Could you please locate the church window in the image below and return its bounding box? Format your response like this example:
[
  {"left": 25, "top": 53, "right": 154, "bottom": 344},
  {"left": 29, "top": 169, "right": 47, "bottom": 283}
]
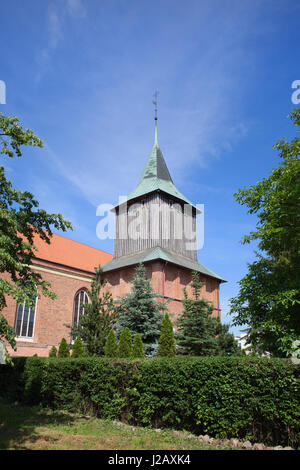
[
  {"left": 73, "top": 289, "right": 89, "bottom": 327},
  {"left": 15, "top": 297, "right": 37, "bottom": 338}
]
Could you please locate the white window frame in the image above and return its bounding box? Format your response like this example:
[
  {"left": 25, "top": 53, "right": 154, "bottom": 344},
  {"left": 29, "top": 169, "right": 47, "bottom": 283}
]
[
  {"left": 15, "top": 297, "right": 38, "bottom": 341},
  {"left": 73, "top": 290, "right": 89, "bottom": 327}
]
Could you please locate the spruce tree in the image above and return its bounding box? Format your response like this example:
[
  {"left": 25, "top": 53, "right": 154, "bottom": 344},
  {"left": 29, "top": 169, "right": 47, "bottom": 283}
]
[
  {"left": 70, "top": 266, "right": 120, "bottom": 356},
  {"left": 48, "top": 345, "right": 57, "bottom": 358},
  {"left": 117, "top": 263, "right": 163, "bottom": 356},
  {"left": 58, "top": 338, "right": 70, "bottom": 358},
  {"left": 105, "top": 329, "right": 118, "bottom": 358},
  {"left": 157, "top": 313, "right": 176, "bottom": 357},
  {"left": 132, "top": 333, "right": 145, "bottom": 359},
  {"left": 176, "top": 271, "right": 218, "bottom": 356},
  {"left": 117, "top": 328, "right": 132, "bottom": 358},
  {"left": 72, "top": 335, "right": 86, "bottom": 358}
]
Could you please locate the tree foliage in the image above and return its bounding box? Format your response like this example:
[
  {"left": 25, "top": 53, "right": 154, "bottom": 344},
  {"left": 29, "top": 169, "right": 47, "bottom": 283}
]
[
  {"left": 230, "top": 108, "right": 300, "bottom": 357},
  {"left": 117, "top": 328, "right": 132, "bottom": 358},
  {"left": 132, "top": 333, "right": 145, "bottom": 359},
  {"left": 58, "top": 338, "right": 70, "bottom": 358},
  {"left": 0, "top": 314, "right": 16, "bottom": 351},
  {"left": 48, "top": 346, "right": 57, "bottom": 358},
  {"left": 117, "top": 264, "right": 163, "bottom": 356},
  {"left": 70, "top": 266, "right": 120, "bottom": 356},
  {"left": 0, "top": 113, "right": 72, "bottom": 354},
  {"left": 7, "top": 356, "right": 299, "bottom": 448},
  {"left": 176, "top": 271, "right": 218, "bottom": 356},
  {"left": 104, "top": 329, "right": 118, "bottom": 358},
  {"left": 215, "top": 320, "right": 242, "bottom": 357},
  {"left": 72, "top": 335, "right": 86, "bottom": 358},
  {"left": 157, "top": 313, "right": 176, "bottom": 357}
]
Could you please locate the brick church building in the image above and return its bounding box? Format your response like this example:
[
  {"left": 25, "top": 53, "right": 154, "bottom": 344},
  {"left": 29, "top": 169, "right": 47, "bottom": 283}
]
[{"left": 2, "top": 122, "right": 225, "bottom": 357}]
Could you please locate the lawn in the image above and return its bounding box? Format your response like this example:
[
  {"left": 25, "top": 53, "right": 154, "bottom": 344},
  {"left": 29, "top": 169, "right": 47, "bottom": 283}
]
[{"left": 0, "top": 400, "right": 236, "bottom": 451}]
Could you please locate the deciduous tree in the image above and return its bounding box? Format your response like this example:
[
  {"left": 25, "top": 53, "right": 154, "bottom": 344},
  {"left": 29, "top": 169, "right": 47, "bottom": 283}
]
[
  {"left": 0, "top": 113, "right": 72, "bottom": 355},
  {"left": 230, "top": 108, "right": 300, "bottom": 356}
]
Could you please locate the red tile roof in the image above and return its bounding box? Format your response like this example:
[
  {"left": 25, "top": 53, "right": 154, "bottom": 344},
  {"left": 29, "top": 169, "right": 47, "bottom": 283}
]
[{"left": 32, "top": 232, "right": 113, "bottom": 273}]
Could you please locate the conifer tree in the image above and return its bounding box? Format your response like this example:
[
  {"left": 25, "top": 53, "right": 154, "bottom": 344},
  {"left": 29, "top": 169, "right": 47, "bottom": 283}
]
[
  {"left": 117, "top": 263, "right": 163, "bottom": 356},
  {"left": 48, "top": 345, "right": 57, "bottom": 358},
  {"left": 58, "top": 338, "right": 70, "bottom": 358},
  {"left": 157, "top": 313, "right": 176, "bottom": 357},
  {"left": 176, "top": 271, "right": 218, "bottom": 356},
  {"left": 70, "top": 266, "right": 120, "bottom": 356},
  {"left": 72, "top": 335, "right": 86, "bottom": 358},
  {"left": 214, "top": 320, "right": 242, "bottom": 356},
  {"left": 105, "top": 329, "right": 118, "bottom": 358},
  {"left": 117, "top": 327, "right": 132, "bottom": 358},
  {"left": 132, "top": 333, "right": 145, "bottom": 359}
]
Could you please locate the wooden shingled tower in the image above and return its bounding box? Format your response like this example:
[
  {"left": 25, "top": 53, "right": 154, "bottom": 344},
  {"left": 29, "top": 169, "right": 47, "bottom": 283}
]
[{"left": 102, "top": 101, "right": 225, "bottom": 321}]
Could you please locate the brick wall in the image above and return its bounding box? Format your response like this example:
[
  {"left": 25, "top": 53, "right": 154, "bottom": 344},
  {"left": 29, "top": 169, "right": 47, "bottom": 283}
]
[
  {"left": 1, "top": 258, "right": 221, "bottom": 357},
  {"left": 104, "top": 261, "right": 221, "bottom": 327},
  {"left": 2, "top": 259, "right": 93, "bottom": 357}
]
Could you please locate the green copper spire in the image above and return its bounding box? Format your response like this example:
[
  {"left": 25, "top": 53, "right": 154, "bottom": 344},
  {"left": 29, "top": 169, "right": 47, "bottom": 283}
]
[
  {"left": 118, "top": 140, "right": 198, "bottom": 210},
  {"left": 113, "top": 97, "right": 198, "bottom": 211}
]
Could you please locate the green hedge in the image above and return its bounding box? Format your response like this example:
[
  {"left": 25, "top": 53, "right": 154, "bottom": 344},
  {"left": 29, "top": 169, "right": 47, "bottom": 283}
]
[{"left": 0, "top": 356, "right": 299, "bottom": 447}]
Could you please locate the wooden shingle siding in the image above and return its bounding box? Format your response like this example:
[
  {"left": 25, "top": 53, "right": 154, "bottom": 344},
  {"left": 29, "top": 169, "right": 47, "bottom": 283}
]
[{"left": 114, "top": 193, "right": 197, "bottom": 260}]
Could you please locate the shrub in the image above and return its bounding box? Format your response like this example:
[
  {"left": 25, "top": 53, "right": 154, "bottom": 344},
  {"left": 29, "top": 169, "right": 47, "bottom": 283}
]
[
  {"left": 117, "top": 328, "right": 132, "bottom": 358},
  {"left": 0, "top": 356, "right": 299, "bottom": 447},
  {"left": 58, "top": 338, "right": 70, "bottom": 358},
  {"left": 132, "top": 334, "right": 145, "bottom": 359},
  {"left": 72, "top": 336, "right": 86, "bottom": 358},
  {"left": 48, "top": 346, "right": 57, "bottom": 358},
  {"left": 157, "top": 313, "right": 176, "bottom": 357},
  {"left": 105, "top": 330, "right": 118, "bottom": 358}
]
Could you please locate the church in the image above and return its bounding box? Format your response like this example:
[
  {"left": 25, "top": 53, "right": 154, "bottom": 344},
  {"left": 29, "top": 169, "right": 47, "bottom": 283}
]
[{"left": 2, "top": 117, "right": 225, "bottom": 357}]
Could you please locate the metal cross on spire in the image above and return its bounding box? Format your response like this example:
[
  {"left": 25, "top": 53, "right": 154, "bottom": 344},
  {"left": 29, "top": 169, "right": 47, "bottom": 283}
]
[{"left": 152, "top": 90, "right": 159, "bottom": 144}]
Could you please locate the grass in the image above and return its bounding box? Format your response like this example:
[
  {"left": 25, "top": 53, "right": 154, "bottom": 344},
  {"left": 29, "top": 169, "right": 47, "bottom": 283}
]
[{"left": 0, "top": 400, "right": 237, "bottom": 451}]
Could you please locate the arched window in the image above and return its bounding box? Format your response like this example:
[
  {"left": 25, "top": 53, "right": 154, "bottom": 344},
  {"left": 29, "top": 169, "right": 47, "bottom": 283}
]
[
  {"left": 73, "top": 290, "right": 89, "bottom": 327},
  {"left": 15, "top": 297, "right": 37, "bottom": 338}
]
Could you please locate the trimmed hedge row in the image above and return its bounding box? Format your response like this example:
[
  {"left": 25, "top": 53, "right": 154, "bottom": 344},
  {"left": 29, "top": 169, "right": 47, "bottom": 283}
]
[{"left": 0, "top": 356, "right": 299, "bottom": 447}]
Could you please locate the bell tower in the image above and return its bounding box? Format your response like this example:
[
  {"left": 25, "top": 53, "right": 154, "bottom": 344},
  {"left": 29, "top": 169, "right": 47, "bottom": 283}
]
[
  {"left": 113, "top": 94, "right": 199, "bottom": 261},
  {"left": 102, "top": 99, "right": 225, "bottom": 321}
]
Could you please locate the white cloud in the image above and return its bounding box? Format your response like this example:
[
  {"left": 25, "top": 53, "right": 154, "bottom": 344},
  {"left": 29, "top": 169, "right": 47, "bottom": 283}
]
[
  {"left": 35, "top": 0, "right": 86, "bottom": 81},
  {"left": 48, "top": 6, "right": 61, "bottom": 49},
  {"left": 34, "top": 2, "right": 266, "bottom": 213},
  {"left": 66, "top": 0, "right": 86, "bottom": 18}
]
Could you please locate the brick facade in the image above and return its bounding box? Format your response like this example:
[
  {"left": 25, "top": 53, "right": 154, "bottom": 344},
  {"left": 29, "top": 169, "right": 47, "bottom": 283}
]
[
  {"left": 3, "top": 258, "right": 93, "bottom": 357},
  {"left": 0, "top": 132, "right": 225, "bottom": 357},
  {"left": 104, "top": 260, "right": 221, "bottom": 328},
  {"left": 1, "top": 252, "right": 221, "bottom": 357}
]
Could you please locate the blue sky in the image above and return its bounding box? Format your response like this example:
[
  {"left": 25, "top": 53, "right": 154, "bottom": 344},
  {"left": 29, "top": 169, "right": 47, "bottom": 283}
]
[{"left": 1, "top": 0, "right": 300, "bottom": 334}]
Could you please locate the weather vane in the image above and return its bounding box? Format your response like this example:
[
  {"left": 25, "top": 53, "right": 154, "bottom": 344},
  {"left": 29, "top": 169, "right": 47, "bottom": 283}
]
[{"left": 152, "top": 90, "right": 159, "bottom": 122}]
